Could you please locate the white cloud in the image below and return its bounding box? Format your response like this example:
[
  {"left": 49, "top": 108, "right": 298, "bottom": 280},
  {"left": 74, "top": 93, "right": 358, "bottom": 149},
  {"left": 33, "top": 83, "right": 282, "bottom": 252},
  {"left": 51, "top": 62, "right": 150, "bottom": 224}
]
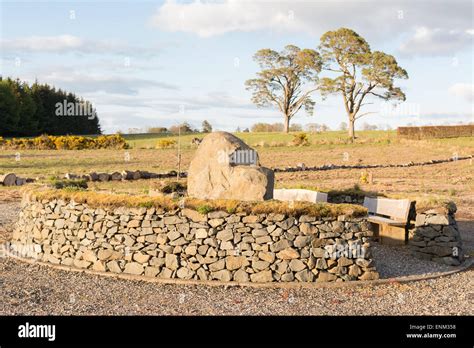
[
  {"left": 400, "top": 27, "right": 474, "bottom": 57},
  {"left": 1, "top": 35, "right": 84, "bottom": 51},
  {"left": 150, "top": 0, "right": 304, "bottom": 38},
  {"left": 150, "top": 0, "right": 473, "bottom": 43},
  {"left": 39, "top": 71, "right": 177, "bottom": 95},
  {"left": 449, "top": 83, "right": 474, "bottom": 103},
  {"left": 0, "top": 35, "right": 160, "bottom": 56}
]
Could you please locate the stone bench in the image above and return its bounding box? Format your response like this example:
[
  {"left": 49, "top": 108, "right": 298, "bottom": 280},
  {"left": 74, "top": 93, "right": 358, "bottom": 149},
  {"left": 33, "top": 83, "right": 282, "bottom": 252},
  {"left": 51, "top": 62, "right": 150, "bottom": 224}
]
[
  {"left": 273, "top": 189, "right": 328, "bottom": 203},
  {"left": 363, "top": 197, "right": 413, "bottom": 245}
]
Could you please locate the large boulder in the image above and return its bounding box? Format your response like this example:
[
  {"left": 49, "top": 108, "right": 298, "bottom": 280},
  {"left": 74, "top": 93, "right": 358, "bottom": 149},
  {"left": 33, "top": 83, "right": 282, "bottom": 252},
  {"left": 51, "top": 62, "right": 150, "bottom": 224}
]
[{"left": 187, "top": 132, "right": 274, "bottom": 201}]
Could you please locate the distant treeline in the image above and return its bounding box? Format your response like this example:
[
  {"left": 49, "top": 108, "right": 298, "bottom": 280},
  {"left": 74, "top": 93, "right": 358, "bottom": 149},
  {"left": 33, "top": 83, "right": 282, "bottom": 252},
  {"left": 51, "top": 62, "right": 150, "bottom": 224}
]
[
  {"left": 0, "top": 77, "right": 101, "bottom": 137},
  {"left": 397, "top": 125, "right": 474, "bottom": 139},
  {"left": 145, "top": 120, "right": 213, "bottom": 134}
]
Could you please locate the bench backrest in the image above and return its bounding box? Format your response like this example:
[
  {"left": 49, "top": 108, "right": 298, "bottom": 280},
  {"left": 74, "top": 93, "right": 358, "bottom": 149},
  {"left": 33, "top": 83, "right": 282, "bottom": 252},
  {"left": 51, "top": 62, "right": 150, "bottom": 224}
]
[
  {"left": 363, "top": 197, "right": 411, "bottom": 221},
  {"left": 273, "top": 189, "right": 328, "bottom": 203}
]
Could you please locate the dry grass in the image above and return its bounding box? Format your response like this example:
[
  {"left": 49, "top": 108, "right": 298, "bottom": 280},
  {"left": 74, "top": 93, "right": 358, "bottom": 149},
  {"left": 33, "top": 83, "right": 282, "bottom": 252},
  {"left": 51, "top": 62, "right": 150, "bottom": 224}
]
[
  {"left": 2, "top": 131, "right": 472, "bottom": 219},
  {"left": 26, "top": 187, "right": 367, "bottom": 218},
  {"left": 1, "top": 132, "right": 472, "bottom": 178},
  {"left": 415, "top": 198, "right": 458, "bottom": 214}
]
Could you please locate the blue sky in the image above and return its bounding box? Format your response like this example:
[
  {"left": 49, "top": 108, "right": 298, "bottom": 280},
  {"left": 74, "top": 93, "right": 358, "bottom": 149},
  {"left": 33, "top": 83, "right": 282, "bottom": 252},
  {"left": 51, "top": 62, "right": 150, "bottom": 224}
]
[{"left": 1, "top": 0, "right": 472, "bottom": 133}]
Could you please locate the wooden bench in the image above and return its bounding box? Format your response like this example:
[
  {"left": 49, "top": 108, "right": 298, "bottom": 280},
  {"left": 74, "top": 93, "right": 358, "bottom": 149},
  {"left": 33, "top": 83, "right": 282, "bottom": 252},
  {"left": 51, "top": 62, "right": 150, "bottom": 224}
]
[
  {"left": 363, "top": 197, "right": 413, "bottom": 245},
  {"left": 273, "top": 189, "right": 328, "bottom": 203}
]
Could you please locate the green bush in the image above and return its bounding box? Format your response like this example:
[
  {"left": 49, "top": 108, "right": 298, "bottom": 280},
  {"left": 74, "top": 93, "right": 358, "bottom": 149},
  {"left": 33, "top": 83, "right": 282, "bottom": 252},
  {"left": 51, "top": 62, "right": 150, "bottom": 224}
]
[
  {"left": 160, "top": 182, "right": 186, "bottom": 194},
  {"left": 49, "top": 178, "right": 88, "bottom": 190}
]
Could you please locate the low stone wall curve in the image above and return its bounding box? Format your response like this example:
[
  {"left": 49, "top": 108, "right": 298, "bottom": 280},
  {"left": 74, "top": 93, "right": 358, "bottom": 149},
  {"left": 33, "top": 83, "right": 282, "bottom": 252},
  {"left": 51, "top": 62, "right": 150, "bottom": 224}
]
[{"left": 11, "top": 194, "right": 379, "bottom": 283}]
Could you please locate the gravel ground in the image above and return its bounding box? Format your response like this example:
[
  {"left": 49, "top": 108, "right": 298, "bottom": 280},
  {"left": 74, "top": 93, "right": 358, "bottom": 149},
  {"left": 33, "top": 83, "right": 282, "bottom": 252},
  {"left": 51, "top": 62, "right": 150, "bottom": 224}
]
[
  {"left": 371, "top": 244, "right": 455, "bottom": 278},
  {"left": 0, "top": 201, "right": 20, "bottom": 244},
  {"left": 0, "top": 197, "right": 472, "bottom": 315},
  {"left": 0, "top": 257, "right": 472, "bottom": 315}
]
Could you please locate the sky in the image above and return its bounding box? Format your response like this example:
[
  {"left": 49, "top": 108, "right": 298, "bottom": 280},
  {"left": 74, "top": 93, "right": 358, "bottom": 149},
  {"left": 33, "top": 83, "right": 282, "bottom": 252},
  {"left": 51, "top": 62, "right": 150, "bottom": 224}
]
[{"left": 0, "top": 0, "right": 473, "bottom": 133}]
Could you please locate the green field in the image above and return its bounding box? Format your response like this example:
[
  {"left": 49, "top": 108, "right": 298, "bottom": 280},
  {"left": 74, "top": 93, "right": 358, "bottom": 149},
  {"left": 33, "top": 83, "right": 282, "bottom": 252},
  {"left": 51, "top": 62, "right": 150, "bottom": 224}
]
[{"left": 124, "top": 130, "right": 396, "bottom": 149}]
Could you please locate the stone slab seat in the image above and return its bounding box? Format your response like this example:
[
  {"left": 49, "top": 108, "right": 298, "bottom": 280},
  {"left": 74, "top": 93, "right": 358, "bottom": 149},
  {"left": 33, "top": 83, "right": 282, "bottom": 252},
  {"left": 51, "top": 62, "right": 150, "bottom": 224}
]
[
  {"left": 273, "top": 189, "right": 328, "bottom": 203},
  {"left": 366, "top": 215, "right": 406, "bottom": 227},
  {"left": 363, "top": 197, "right": 413, "bottom": 245}
]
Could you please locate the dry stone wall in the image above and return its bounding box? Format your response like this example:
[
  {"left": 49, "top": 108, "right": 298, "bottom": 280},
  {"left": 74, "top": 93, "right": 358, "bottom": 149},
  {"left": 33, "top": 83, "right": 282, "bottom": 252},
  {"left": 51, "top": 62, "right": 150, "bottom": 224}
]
[
  {"left": 11, "top": 194, "right": 379, "bottom": 283},
  {"left": 409, "top": 208, "right": 464, "bottom": 266}
]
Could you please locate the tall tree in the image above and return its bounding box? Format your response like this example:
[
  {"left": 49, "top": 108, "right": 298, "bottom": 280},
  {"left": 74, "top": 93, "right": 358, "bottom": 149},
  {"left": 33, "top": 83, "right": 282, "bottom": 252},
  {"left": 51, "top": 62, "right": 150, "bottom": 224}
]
[
  {"left": 319, "top": 28, "right": 408, "bottom": 141},
  {"left": 0, "top": 80, "right": 19, "bottom": 136},
  {"left": 201, "top": 120, "right": 212, "bottom": 133},
  {"left": 245, "top": 45, "right": 322, "bottom": 133},
  {"left": 4, "top": 79, "right": 38, "bottom": 136}
]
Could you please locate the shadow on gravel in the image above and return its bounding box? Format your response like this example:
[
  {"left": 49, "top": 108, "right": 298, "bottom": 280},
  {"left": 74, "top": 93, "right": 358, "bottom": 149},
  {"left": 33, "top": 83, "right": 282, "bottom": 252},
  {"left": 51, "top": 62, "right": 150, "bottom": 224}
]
[
  {"left": 457, "top": 220, "right": 474, "bottom": 256},
  {"left": 371, "top": 242, "right": 456, "bottom": 279}
]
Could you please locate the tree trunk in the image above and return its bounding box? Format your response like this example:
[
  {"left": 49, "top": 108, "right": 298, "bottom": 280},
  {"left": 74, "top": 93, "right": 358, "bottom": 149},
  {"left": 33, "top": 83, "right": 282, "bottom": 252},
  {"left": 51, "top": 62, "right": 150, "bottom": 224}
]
[
  {"left": 348, "top": 117, "right": 355, "bottom": 142},
  {"left": 284, "top": 115, "right": 290, "bottom": 133}
]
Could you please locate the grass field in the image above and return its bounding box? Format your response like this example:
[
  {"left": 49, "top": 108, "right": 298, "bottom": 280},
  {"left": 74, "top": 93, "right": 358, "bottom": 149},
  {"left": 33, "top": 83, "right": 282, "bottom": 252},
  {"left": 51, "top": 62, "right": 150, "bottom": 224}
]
[{"left": 1, "top": 130, "right": 473, "bottom": 218}]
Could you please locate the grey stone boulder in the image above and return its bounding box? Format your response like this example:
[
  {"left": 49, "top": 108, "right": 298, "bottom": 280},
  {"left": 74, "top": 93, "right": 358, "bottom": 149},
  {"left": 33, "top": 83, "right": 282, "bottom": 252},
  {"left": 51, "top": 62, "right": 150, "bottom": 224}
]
[{"left": 187, "top": 132, "right": 274, "bottom": 201}]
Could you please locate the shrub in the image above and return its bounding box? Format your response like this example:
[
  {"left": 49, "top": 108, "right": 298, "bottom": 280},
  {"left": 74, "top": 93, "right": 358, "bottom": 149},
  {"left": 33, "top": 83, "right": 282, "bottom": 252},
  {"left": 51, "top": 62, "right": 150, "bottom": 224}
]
[
  {"left": 290, "top": 132, "right": 309, "bottom": 146},
  {"left": 49, "top": 178, "right": 88, "bottom": 190},
  {"left": 1, "top": 134, "right": 128, "bottom": 150},
  {"left": 156, "top": 139, "right": 177, "bottom": 149},
  {"left": 359, "top": 171, "right": 369, "bottom": 184},
  {"left": 96, "top": 134, "right": 128, "bottom": 149},
  {"left": 33, "top": 135, "right": 56, "bottom": 149},
  {"left": 160, "top": 181, "right": 186, "bottom": 194}
]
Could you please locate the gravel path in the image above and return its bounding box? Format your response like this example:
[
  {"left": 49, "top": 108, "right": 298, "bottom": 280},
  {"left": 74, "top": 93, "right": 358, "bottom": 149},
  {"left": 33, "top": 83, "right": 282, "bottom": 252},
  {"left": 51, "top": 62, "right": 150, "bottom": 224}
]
[
  {"left": 0, "top": 197, "right": 472, "bottom": 315},
  {"left": 0, "top": 257, "right": 472, "bottom": 315},
  {"left": 0, "top": 201, "right": 20, "bottom": 244}
]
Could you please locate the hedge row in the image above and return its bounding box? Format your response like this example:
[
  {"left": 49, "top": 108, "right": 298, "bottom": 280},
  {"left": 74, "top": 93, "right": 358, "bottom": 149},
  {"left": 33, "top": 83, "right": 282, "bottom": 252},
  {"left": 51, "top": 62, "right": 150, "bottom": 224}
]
[
  {"left": 0, "top": 134, "right": 128, "bottom": 150},
  {"left": 397, "top": 125, "right": 474, "bottom": 139}
]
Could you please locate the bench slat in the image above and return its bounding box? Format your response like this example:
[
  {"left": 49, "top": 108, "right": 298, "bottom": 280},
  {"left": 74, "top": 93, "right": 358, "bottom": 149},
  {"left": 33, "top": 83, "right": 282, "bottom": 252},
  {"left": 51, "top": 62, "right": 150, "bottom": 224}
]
[{"left": 367, "top": 215, "right": 406, "bottom": 227}]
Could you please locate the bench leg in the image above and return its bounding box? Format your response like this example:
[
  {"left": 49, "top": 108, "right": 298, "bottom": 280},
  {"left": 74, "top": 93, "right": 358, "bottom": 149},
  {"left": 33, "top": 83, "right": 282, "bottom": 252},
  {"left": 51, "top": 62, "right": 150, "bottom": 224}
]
[{"left": 379, "top": 224, "right": 407, "bottom": 245}]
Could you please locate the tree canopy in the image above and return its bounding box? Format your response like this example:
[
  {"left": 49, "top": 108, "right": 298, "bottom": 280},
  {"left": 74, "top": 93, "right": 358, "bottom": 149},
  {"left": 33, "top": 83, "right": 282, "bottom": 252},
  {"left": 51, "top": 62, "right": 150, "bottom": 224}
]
[
  {"left": 245, "top": 45, "right": 322, "bottom": 133},
  {"left": 0, "top": 77, "right": 102, "bottom": 137},
  {"left": 318, "top": 28, "right": 408, "bottom": 140}
]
